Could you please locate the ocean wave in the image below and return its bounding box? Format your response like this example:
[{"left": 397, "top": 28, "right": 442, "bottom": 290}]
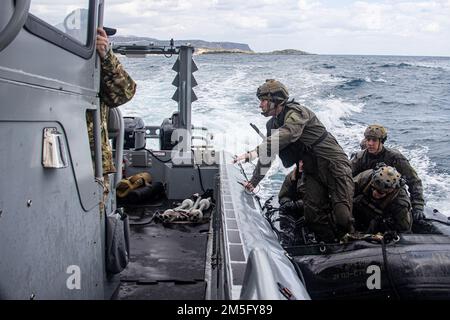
[
  {"left": 397, "top": 145, "right": 450, "bottom": 215},
  {"left": 337, "top": 78, "right": 369, "bottom": 89},
  {"left": 380, "top": 101, "right": 417, "bottom": 107},
  {"left": 359, "top": 94, "right": 382, "bottom": 101},
  {"left": 380, "top": 62, "right": 413, "bottom": 68},
  {"left": 321, "top": 63, "right": 336, "bottom": 69},
  {"left": 412, "top": 64, "right": 449, "bottom": 71},
  {"left": 336, "top": 76, "right": 388, "bottom": 90},
  {"left": 312, "top": 98, "right": 364, "bottom": 138},
  {"left": 379, "top": 62, "right": 449, "bottom": 71},
  {"left": 118, "top": 53, "right": 450, "bottom": 209}
]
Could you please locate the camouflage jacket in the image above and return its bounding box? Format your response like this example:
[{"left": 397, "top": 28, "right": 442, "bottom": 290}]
[
  {"left": 278, "top": 169, "right": 305, "bottom": 207},
  {"left": 351, "top": 146, "right": 424, "bottom": 212},
  {"left": 87, "top": 49, "right": 137, "bottom": 174},
  {"left": 250, "top": 100, "right": 351, "bottom": 186},
  {"left": 353, "top": 169, "right": 412, "bottom": 233}
]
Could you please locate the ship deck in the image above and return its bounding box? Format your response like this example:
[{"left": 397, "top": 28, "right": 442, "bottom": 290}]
[{"left": 117, "top": 198, "right": 213, "bottom": 300}]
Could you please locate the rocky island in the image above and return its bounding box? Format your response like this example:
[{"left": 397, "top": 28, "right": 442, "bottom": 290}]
[
  {"left": 264, "top": 49, "right": 313, "bottom": 55},
  {"left": 195, "top": 48, "right": 253, "bottom": 55}
]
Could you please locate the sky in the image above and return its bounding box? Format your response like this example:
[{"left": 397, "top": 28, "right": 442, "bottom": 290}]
[
  {"left": 101, "top": 0, "right": 450, "bottom": 56},
  {"left": 29, "top": 0, "right": 450, "bottom": 56}
]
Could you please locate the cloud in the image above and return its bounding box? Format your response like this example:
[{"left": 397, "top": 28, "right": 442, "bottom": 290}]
[
  {"left": 222, "top": 14, "right": 268, "bottom": 30},
  {"left": 102, "top": 0, "right": 450, "bottom": 55},
  {"left": 423, "top": 22, "right": 441, "bottom": 33}
]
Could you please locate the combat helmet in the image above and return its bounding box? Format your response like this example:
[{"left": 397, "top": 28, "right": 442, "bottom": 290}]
[
  {"left": 364, "top": 124, "right": 387, "bottom": 143},
  {"left": 371, "top": 165, "right": 402, "bottom": 193},
  {"left": 256, "top": 79, "right": 289, "bottom": 103},
  {"left": 359, "top": 138, "right": 367, "bottom": 150}
]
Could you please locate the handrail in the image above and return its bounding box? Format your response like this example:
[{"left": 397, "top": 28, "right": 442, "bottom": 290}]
[
  {"left": 114, "top": 108, "right": 125, "bottom": 186},
  {"left": 218, "top": 151, "right": 311, "bottom": 300},
  {"left": 93, "top": 104, "right": 103, "bottom": 179},
  {"left": 0, "top": 0, "right": 31, "bottom": 52}
]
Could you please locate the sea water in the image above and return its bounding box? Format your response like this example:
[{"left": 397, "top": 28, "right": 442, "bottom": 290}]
[{"left": 117, "top": 53, "right": 450, "bottom": 215}]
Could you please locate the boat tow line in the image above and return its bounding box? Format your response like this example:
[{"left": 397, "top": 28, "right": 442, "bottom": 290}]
[
  {"left": 155, "top": 196, "right": 213, "bottom": 224},
  {"left": 233, "top": 158, "right": 260, "bottom": 196},
  {"left": 381, "top": 232, "right": 401, "bottom": 299}
]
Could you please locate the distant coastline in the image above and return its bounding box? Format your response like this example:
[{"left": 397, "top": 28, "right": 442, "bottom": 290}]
[
  {"left": 110, "top": 35, "right": 313, "bottom": 55},
  {"left": 262, "top": 49, "right": 314, "bottom": 55},
  {"left": 195, "top": 48, "right": 254, "bottom": 55},
  {"left": 195, "top": 48, "right": 314, "bottom": 55}
]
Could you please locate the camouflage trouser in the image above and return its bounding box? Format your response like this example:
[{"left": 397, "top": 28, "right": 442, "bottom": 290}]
[
  {"left": 303, "top": 160, "right": 355, "bottom": 242},
  {"left": 86, "top": 108, "right": 117, "bottom": 176},
  {"left": 278, "top": 206, "right": 304, "bottom": 246},
  {"left": 99, "top": 175, "right": 111, "bottom": 214}
]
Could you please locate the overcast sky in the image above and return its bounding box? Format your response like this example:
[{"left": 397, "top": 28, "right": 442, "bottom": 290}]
[{"left": 103, "top": 0, "right": 450, "bottom": 56}]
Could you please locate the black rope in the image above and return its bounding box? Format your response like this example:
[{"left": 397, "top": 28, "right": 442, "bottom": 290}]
[
  {"left": 234, "top": 161, "right": 261, "bottom": 195},
  {"left": 236, "top": 160, "right": 250, "bottom": 181},
  {"left": 190, "top": 149, "right": 207, "bottom": 193},
  {"left": 134, "top": 147, "right": 208, "bottom": 194},
  {"left": 195, "top": 163, "right": 206, "bottom": 193},
  {"left": 289, "top": 254, "right": 306, "bottom": 286},
  {"left": 135, "top": 147, "right": 173, "bottom": 163},
  {"left": 129, "top": 211, "right": 159, "bottom": 226}
]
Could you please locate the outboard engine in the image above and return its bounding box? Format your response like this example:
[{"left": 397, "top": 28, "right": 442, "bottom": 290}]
[
  {"left": 123, "top": 116, "right": 146, "bottom": 150},
  {"left": 160, "top": 111, "right": 180, "bottom": 150}
]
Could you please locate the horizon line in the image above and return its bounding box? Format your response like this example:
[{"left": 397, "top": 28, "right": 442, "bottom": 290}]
[{"left": 111, "top": 35, "right": 450, "bottom": 58}]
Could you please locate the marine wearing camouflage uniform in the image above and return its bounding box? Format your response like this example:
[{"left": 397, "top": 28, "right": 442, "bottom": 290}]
[
  {"left": 87, "top": 48, "right": 137, "bottom": 176},
  {"left": 277, "top": 168, "right": 306, "bottom": 245},
  {"left": 278, "top": 168, "right": 305, "bottom": 211},
  {"left": 250, "top": 80, "right": 355, "bottom": 242},
  {"left": 351, "top": 125, "right": 425, "bottom": 220},
  {"left": 353, "top": 167, "right": 412, "bottom": 233}
]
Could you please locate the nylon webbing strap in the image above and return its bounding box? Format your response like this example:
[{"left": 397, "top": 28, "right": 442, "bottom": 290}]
[{"left": 310, "top": 131, "right": 328, "bottom": 149}]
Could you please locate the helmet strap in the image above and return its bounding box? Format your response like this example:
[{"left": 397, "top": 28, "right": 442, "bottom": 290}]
[
  {"left": 379, "top": 188, "right": 400, "bottom": 210},
  {"left": 269, "top": 101, "right": 276, "bottom": 111},
  {"left": 376, "top": 140, "right": 384, "bottom": 154},
  {"left": 261, "top": 100, "right": 277, "bottom": 116}
]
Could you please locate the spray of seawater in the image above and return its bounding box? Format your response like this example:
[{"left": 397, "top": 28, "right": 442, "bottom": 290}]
[{"left": 116, "top": 54, "right": 450, "bottom": 215}]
